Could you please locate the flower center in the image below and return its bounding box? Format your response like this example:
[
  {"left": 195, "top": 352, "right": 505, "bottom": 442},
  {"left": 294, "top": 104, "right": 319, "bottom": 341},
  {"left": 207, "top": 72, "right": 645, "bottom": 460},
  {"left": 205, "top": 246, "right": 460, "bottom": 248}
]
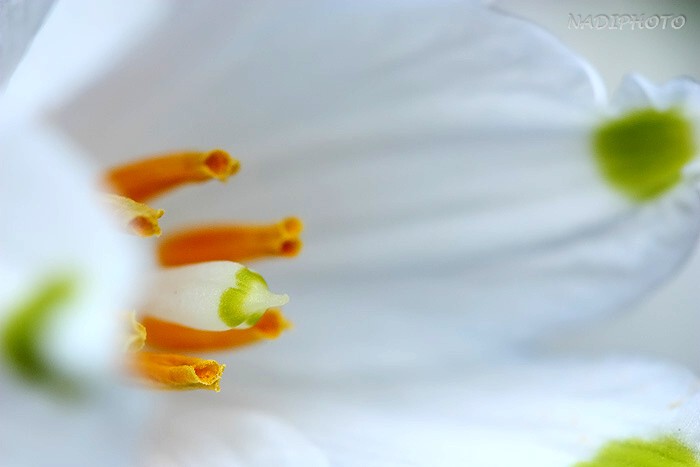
[
  {"left": 104, "top": 149, "right": 298, "bottom": 392},
  {"left": 593, "top": 108, "right": 696, "bottom": 201},
  {"left": 575, "top": 437, "right": 700, "bottom": 467},
  {"left": 1, "top": 148, "right": 300, "bottom": 393}
]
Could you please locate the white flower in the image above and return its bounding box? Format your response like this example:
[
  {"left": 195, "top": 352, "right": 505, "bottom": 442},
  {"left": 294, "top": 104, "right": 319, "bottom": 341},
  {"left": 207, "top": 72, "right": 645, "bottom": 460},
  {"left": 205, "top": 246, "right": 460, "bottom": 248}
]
[
  {"left": 4, "top": 1, "right": 700, "bottom": 466},
  {"left": 1, "top": 5, "right": 154, "bottom": 463},
  {"left": 0, "top": 118, "right": 144, "bottom": 382},
  {"left": 49, "top": 0, "right": 700, "bottom": 372},
  {"left": 0, "top": 117, "right": 151, "bottom": 465},
  {"left": 147, "top": 358, "right": 700, "bottom": 467}
]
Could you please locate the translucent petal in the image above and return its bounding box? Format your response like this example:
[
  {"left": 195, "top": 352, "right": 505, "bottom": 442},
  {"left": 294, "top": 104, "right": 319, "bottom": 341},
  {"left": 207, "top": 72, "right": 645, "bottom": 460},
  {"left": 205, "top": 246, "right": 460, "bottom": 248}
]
[
  {"left": 0, "top": 118, "right": 151, "bottom": 463},
  {"left": 50, "top": 1, "right": 700, "bottom": 369},
  {"left": 198, "top": 358, "right": 700, "bottom": 466},
  {"left": 0, "top": 118, "right": 145, "bottom": 381},
  {"left": 2, "top": 0, "right": 165, "bottom": 116},
  {"left": 612, "top": 74, "right": 700, "bottom": 115}
]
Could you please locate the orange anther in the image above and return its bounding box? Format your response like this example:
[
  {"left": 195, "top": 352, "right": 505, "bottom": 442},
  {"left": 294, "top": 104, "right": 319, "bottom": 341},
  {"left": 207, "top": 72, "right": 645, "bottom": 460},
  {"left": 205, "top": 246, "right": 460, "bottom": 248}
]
[
  {"left": 157, "top": 217, "right": 303, "bottom": 266},
  {"left": 103, "top": 194, "right": 164, "bottom": 237},
  {"left": 105, "top": 150, "right": 240, "bottom": 202},
  {"left": 142, "top": 309, "right": 291, "bottom": 352},
  {"left": 131, "top": 352, "right": 225, "bottom": 391}
]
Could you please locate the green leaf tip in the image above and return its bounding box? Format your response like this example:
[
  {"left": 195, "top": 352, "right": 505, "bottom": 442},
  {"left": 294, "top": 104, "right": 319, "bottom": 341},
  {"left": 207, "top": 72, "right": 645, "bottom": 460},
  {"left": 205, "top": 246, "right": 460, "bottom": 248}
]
[
  {"left": 593, "top": 107, "right": 696, "bottom": 201},
  {"left": 575, "top": 437, "right": 700, "bottom": 467}
]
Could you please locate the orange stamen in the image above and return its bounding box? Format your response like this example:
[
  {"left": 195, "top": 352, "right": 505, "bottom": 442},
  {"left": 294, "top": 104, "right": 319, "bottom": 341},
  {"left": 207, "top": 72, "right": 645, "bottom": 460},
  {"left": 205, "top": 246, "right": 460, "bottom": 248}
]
[
  {"left": 105, "top": 150, "right": 240, "bottom": 202},
  {"left": 157, "top": 217, "right": 303, "bottom": 266},
  {"left": 103, "top": 194, "right": 164, "bottom": 237},
  {"left": 125, "top": 312, "right": 147, "bottom": 353},
  {"left": 131, "top": 352, "right": 225, "bottom": 392},
  {"left": 141, "top": 308, "right": 291, "bottom": 352}
]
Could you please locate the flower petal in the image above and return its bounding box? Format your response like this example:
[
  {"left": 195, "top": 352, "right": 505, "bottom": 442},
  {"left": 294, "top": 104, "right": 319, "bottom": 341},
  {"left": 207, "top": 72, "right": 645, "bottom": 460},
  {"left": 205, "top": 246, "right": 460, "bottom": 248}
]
[
  {"left": 51, "top": 1, "right": 700, "bottom": 368},
  {"left": 0, "top": 0, "right": 53, "bottom": 87},
  {"left": 55, "top": 0, "right": 605, "bottom": 163},
  {"left": 0, "top": 378, "right": 152, "bottom": 466},
  {"left": 612, "top": 74, "right": 700, "bottom": 115},
  {"left": 2, "top": 0, "right": 165, "bottom": 117},
  {"left": 0, "top": 117, "right": 153, "bottom": 463},
  {"left": 0, "top": 118, "right": 145, "bottom": 383},
  {"left": 142, "top": 407, "right": 328, "bottom": 467},
  {"left": 205, "top": 358, "right": 700, "bottom": 466}
]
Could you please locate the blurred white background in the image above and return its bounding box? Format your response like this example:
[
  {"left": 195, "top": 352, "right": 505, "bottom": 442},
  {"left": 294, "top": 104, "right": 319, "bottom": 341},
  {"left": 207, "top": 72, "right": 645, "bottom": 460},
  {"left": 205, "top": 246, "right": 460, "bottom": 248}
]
[{"left": 495, "top": 0, "right": 700, "bottom": 371}]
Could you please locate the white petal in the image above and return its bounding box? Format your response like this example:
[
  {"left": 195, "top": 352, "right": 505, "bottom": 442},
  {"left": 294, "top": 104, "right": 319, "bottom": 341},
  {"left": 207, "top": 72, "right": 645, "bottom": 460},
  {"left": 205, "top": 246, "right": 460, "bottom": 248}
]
[
  {"left": 612, "top": 73, "right": 700, "bottom": 114},
  {"left": 55, "top": 0, "right": 605, "bottom": 161},
  {"left": 0, "top": 117, "right": 153, "bottom": 465},
  {"left": 0, "top": 380, "right": 153, "bottom": 467},
  {"left": 2, "top": 0, "right": 165, "bottom": 117},
  {"left": 51, "top": 2, "right": 700, "bottom": 368},
  {"left": 0, "top": 0, "right": 52, "bottom": 87},
  {"left": 201, "top": 358, "right": 700, "bottom": 466},
  {"left": 0, "top": 118, "right": 145, "bottom": 381},
  {"left": 142, "top": 406, "right": 328, "bottom": 467},
  {"left": 610, "top": 73, "right": 658, "bottom": 110}
]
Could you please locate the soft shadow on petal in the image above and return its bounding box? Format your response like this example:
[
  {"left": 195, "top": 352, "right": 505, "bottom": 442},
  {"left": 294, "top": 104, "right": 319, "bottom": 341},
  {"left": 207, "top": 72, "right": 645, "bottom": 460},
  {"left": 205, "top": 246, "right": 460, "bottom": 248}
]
[
  {"left": 0, "top": 379, "right": 153, "bottom": 467},
  {"left": 0, "top": 0, "right": 53, "bottom": 87},
  {"left": 212, "top": 358, "right": 700, "bottom": 467},
  {"left": 142, "top": 406, "right": 328, "bottom": 467},
  {"left": 51, "top": 1, "right": 700, "bottom": 370}
]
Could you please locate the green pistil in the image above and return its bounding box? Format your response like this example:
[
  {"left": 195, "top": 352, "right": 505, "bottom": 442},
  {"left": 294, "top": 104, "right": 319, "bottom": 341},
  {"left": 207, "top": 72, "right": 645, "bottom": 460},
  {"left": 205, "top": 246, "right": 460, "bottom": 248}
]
[
  {"left": 1, "top": 277, "right": 78, "bottom": 394},
  {"left": 593, "top": 108, "right": 696, "bottom": 201},
  {"left": 575, "top": 437, "right": 700, "bottom": 467},
  {"left": 218, "top": 267, "right": 272, "bottom": 328}
]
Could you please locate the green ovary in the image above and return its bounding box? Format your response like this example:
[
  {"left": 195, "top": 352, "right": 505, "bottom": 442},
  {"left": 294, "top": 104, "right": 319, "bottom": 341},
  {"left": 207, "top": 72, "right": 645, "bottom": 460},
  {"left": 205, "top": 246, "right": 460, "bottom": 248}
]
[
  {"left": 575, "top": 437, "right": 700, "bottom": 467},
  {"left": 1, "top": 277, "right": 76, "bottom": 390},
  {"left": 218, "top": 267, "right": 271, "bottom": 328},
  {"left": 594, "top": 108, "right": 696, "bottom": 201}
]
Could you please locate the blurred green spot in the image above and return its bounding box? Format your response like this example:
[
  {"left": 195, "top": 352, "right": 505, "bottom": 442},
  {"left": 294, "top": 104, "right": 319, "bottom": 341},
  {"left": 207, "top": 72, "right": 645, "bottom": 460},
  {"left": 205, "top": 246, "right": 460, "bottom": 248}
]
[
  {"left": 1, "top": 277, "right": 78, "bottom": 394},
  {"left": 594, "top": 108, "right": 695, "bottom": 201},
  {"left": 575, "top": 437, "right": 700, "bottom": 467}
]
